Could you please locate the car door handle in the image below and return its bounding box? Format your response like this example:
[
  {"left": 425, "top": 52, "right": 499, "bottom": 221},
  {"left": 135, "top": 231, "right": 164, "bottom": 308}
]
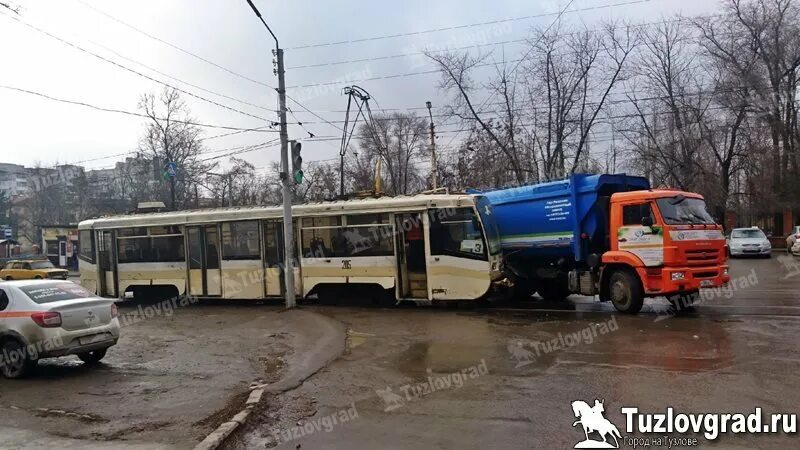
[
  {"left": 618, "top": 238, "right": 627, "bottom": 243},
  {"left": 324, "top": 259, "right": 331, "bottom": 263},
  {"left": 434, "top": 257, "right": 440, "bottom": 262}
]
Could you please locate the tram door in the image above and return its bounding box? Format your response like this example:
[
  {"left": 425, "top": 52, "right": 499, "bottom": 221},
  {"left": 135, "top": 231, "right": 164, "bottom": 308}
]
[
  {"left": 97, "top": 230, "right": 117, "bottom": 297},
  {"left": 263, "top": 220, "right": 285, "bottom": 297},
  {"left": 187, "top": 225, "right": 222, "bottom": 296},
  {"left": 396, "top": 213, "right": 428, "bottom": 299}
]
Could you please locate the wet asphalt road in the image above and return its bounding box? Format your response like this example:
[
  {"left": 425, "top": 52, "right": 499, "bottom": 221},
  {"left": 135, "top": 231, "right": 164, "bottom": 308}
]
[
  {"left": 1, "top": 255, "right": 799, "bottom": 449},
  {"left": 227, "top": 256, "right": 800, "bottom": 449}
]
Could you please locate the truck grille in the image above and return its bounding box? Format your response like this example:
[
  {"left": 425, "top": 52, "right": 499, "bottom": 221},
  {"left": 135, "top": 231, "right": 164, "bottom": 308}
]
[
  {"left": 685, "top": 249, "right": 720, "bottom": 266},
  {"left": 694, "top": 271, "right": 718, "bottom": 279}
]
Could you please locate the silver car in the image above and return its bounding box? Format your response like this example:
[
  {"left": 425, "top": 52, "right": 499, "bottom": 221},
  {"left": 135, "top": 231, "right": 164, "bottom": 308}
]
[
  {"left": 786, "top": 225, "right": 800, "bottom": 254},
  {"left": 728, "top": 227, "right": 772, "bottom": 258},
  {"left": 0, "top": 280, "right": 120, "bottom": 379}
]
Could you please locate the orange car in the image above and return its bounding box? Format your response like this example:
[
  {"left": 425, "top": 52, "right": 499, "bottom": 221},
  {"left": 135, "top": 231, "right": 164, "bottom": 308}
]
[{"left": 0, "top": 259, "right": 68, "bottom": 280}]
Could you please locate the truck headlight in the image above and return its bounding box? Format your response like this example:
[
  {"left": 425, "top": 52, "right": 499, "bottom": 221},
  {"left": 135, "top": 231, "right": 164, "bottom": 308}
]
[{"left": 671, "top": 272, "right": 686, "bottom": 280}]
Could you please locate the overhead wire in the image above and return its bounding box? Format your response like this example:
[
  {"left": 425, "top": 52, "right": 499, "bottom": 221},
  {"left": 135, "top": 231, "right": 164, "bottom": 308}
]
[
  {"left": 70, "top": 0, "right": 276, "bottom": 90},
  {"left": 0, "top": 9, "right": 269, "bottom": 122}
]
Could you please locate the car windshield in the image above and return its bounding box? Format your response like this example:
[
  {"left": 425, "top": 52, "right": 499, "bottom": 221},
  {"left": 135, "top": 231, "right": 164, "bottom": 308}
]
[
  {"left": 19, "top": 283, "right": 93, "bottom": 304},
  {"left": 655, "top": 196, "right": 716, "bottom": 225},
  {"left": 30, "top": 261, "right": 55, "bottom": 269},
  {"left": 475, "top": 196, "right": 502, "bottom": 255},
  {"left": 731, "top": 229, "right": 766, "bottom": 239}
]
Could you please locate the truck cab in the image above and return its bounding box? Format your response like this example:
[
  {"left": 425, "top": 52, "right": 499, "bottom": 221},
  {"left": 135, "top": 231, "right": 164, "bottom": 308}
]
[
  {"left": 480, "top": 173, "right": 730, "bottom": 314},
  {"left": 602, "top": 190, "right": 729, "bottom": 311}
]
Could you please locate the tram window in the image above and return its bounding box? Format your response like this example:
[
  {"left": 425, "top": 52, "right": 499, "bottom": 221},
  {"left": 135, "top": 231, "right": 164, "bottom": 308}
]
[
  {"left": 429, "top": 208, "right": 487, "bottom": 260},
  {"left": 117, "top": 237, "right": 151, "bottom": 263},
  {"left": 302, "top": 227, "right": 344, "bottom": 258},
  {"left": 343, "top": 225, "right": 393, "bottom": 256},
  {"left": 302, "top": 216, "right": 341, "bottom": 228},
  {"left": 150, "top": 235, "right": 185, "bottom": 262},
  {"left": 118, "top": 227, "right": 148, "bottom": 237},
  {"left": 221, "top": 221, "right": 260, "bottom": 260},
  {"left": 187, "top": 228, "right": 203, "bottom": 270},
  {"left": 79, "top": 230, "right": 95, "bottom": 263},
  {"left": 150, "top": 225, "right": 181, "bottom": 235},
  {"left": 346, "top": 214, "right": 390, "bottom": 225}
]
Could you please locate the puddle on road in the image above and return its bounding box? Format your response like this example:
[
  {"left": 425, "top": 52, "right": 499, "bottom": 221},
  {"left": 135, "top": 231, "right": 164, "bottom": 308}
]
[{"left": 393, "top": 312, "right": 737, "bottom": 376}]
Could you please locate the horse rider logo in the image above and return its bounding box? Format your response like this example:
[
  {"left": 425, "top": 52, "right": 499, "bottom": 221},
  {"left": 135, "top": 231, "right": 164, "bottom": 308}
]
[
  {"left": 571, "top": 399, "right": 622, "bottom": 448},
  {"left": 376, "top": 387, "right": 405, "bottom": 412}
]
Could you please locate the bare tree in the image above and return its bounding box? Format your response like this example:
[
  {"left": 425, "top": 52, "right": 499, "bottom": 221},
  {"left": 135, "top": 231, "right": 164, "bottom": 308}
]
[
  {"left": 138, "top": 88, "right": 214, "bottom": 210},
  {"left": 354, "top": 112, "right": 428, "bottom": 195}
]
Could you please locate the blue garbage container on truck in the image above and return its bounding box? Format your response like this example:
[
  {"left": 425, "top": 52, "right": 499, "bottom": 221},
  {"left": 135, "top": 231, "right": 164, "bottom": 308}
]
[{"left": 475, "top": 173, "right": 730, "bottom": 313}]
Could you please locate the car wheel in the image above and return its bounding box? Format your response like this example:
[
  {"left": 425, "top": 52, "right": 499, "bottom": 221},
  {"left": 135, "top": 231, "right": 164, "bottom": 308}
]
[
  {"left": 77, "top": 348, "right": 108, "bottom": 364},
  {"left": 0, "top": 339, "right": 37, "bottom": 379},
  {"left": 3, "top": 276, "right": 11, "bottom": 280},
  {"left": 33, "top": 275, "right": 42, "bottom": 279},
  {"left": 609, "top": 270, "right": 644, "bottom": 314}
]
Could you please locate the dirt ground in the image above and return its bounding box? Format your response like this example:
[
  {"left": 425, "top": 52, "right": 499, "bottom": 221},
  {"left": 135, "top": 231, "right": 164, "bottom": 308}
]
[
  {"left": 3, "top": 257, "right": 800, "bottom": 449},
  {"left": 0, "top": 301, "right": 345, "bottom": 449},
  {"left": 225, "top": 257, "right": 800, "bottom": 450}
]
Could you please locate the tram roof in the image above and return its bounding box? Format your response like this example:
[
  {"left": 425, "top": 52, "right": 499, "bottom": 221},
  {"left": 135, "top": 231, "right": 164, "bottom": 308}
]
[{"left": 78, "top": 193, "right": 480, "bottom": 230}]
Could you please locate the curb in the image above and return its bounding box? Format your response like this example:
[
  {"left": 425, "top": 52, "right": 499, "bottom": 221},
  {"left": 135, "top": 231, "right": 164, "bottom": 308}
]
[{"left": 193, "top": 388, "right": 264, "bottom": 450}]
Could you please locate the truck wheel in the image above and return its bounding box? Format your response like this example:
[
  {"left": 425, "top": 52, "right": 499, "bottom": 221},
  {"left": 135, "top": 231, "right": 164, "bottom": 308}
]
[{"left": 609, "top": 270, "right": 644, "bottom": 314}]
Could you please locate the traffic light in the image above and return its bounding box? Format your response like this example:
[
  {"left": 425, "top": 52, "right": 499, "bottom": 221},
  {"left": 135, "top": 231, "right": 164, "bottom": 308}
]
[{"left": 291, "top": 141, "right": 303, "bottom": 184}]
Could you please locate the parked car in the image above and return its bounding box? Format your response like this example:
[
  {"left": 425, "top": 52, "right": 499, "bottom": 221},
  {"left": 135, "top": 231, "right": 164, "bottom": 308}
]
[
  {"left": 0, "top": 259, "right": 68, "bottom": 280},
  {"left": 0, "top": 280, "right": 120, "bottom": 378},
  {"left": 728, "top": 227, "right": 772, "bottom": 258},
  {"left": 785, "top": 225, "right": 800, "bottom": 254}
]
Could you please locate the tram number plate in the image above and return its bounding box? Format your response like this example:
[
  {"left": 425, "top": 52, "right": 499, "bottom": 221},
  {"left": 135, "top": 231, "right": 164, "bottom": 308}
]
[{"left": 342, "top": 260, "right": 352, "bottom": 269}]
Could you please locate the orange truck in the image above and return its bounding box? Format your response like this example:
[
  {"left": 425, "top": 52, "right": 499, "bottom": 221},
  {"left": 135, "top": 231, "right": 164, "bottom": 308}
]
[{"left": 479, "top": 174, "right": 730, "bottom": 313}]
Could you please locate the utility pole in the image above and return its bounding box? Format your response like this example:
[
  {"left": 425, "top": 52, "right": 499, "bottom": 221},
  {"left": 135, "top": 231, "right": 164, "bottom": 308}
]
[
  {"left": 245, "top": 0, "right": 295, "bottom": 309},
  {"left": 426, "top": 101, "right": 438, "bottom": 190}
]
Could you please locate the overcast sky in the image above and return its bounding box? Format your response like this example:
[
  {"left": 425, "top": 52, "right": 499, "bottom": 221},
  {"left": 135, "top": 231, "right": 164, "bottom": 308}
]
[{"left": 0, "top": 0, "right": 720, "bottom": 172}]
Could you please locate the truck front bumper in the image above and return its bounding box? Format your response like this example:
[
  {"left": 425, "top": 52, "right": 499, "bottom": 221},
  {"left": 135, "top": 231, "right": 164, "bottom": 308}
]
[{"left": 639, "top": 265, "right": 730, "bottom": 297}]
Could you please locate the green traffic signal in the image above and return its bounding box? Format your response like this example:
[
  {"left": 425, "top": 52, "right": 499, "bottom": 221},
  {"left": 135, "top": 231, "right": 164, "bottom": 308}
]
[{"left": 291, "top": 141, "right": 303, "bottom": 184}]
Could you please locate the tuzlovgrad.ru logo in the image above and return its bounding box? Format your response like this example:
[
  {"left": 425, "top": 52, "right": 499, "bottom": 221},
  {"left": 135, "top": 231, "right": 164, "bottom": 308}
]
[{"left": 569, "top": 398, "right": 797, "bottom": 449}]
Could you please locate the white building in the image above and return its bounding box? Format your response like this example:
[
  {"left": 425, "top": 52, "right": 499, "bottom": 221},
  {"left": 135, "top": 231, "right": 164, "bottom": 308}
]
[{"left": 0, "top": 163, "right": 30, "bottom": 197}]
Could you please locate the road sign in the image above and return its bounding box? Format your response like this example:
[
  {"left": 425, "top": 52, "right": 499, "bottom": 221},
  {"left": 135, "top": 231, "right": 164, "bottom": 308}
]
[
  {"left": 3, "top": 228, "right": 11, "bottom": 239},
  {"left": 164, "top": 162, "right": 178, "bottom": 178}
]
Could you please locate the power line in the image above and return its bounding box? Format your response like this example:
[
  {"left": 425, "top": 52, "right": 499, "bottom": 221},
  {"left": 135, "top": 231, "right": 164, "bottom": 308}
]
[
  {"left": 439, "top": 0, "right": 583, "bottom": 150},
  {"left": 286, "top": 0, "right": 652, "bottom": 50},
  {"left": 286, "top": 13, "right": 718, "bottom": 71},
  {"left": 0, "top": 9, "right": 269, "bottom": 122},
  {"left": 70, "top": 0, "right": 276, "bottom": 90},
  {"left": 0, "top": 85, "right": 278, "bottom": 132},
  {"left": 87, "top": 38, "right": 276, "bottom": 114}
]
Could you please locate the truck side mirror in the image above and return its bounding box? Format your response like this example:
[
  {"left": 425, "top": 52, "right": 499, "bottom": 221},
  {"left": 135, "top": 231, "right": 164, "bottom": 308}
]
[{"left": 641, "top": 216, "right": 654, "bottom": 227}]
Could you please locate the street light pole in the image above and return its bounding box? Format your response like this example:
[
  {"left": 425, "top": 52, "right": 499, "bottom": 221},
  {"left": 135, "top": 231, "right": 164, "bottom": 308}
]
[
  {"left": 426, "top": 101, "right": 438, "bottom": 190},
  {"left": 245, "top": 0, "right": 295, "bottom": 308}
]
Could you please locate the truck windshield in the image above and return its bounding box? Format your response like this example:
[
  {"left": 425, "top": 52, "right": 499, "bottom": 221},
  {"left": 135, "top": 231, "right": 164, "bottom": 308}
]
[
  {"left": 475, "top": 196, "right": 502, "bottom": 255},
  {"left": 655, "top": 196, "right": 716, "bottom": 225}
]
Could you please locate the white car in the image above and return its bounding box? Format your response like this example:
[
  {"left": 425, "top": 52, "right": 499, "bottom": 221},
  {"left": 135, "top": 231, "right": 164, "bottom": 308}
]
[
  {"left": 786, "top": 225, "right": 800, "bottom": 254},
  {"left": 728, "top": 227, "right": 772, "bottom": 258},
  {"left": 0, "top": 280, "right": 120, "bottom": 378}
]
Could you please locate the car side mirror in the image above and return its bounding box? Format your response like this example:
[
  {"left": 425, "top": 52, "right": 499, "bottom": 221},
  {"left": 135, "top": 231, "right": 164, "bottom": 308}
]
[{"left": 641, "top": 216, "right": 654, "bottom": 227}]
